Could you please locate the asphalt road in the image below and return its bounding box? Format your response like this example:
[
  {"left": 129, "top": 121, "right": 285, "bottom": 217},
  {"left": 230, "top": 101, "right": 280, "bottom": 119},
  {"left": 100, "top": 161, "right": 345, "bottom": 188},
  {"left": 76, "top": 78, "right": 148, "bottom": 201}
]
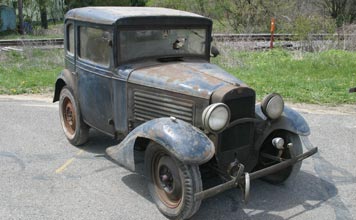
[{"left": 0, "top": 95, "right": 355, "bottom": 220}]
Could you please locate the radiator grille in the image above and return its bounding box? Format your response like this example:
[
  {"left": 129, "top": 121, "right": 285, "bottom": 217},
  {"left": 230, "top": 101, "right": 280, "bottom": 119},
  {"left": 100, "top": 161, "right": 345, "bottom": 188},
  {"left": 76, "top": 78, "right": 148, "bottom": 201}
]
[
  {"left": 133, "top": 91, "right": 194, "bottom": 123},
  {"left": 225, "top": 96, "right": 255, "bottom": 121},
  {"left": 219, "top": 89, "right": 255, "bottom": 152}
]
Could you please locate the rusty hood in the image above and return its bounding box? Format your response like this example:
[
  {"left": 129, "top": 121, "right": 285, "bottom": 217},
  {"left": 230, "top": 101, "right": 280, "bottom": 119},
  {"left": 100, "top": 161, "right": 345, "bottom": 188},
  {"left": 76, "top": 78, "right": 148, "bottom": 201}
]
[{"left": 126, "top": 62, "right": 244, "bottom": 99}]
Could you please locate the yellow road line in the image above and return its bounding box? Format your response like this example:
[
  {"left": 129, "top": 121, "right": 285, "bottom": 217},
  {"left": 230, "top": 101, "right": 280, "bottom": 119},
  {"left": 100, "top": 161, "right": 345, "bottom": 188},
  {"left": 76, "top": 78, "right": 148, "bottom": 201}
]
[{"left": 55, "top": 149, "right": 84, "bottom": 174}]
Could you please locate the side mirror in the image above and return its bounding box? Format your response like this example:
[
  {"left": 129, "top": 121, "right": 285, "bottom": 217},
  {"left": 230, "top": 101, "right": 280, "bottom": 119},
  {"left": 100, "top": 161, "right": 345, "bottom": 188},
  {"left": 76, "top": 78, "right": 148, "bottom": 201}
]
[{"left": 211, "top": 45, "right": 220, "bottom": 57}]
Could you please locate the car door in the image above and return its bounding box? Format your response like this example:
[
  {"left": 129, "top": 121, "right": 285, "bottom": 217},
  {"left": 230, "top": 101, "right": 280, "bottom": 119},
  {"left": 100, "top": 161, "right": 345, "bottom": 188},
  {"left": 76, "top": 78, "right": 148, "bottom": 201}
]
[{"left": 76, "top": 24, "right": 115, "bottom": 136}]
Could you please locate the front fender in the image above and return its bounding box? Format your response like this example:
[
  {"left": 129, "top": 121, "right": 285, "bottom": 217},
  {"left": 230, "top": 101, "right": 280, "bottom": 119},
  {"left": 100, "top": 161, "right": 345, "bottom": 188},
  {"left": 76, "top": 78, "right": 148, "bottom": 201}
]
[
  {"left": 255, "top": 104, "right": 310, "bottom": 136},
  {"left": 106, "top": 117, "right": 215, "bottom": 172},
  {"left": 254, "top": 104, "right": 310, "bottom": 150}
]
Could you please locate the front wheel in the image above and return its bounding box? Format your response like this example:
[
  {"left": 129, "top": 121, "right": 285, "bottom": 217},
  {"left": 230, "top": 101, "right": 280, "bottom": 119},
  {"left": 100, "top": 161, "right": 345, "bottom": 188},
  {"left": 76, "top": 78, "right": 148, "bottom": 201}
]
[
  {"left": 257, "top": 131, "right": 303, "bottom": 184},
  {"left": 59, "top": 86, "right": 89, "bottom": 146},
  {"left": 145, "top": 142, "right": 202, "bottom": 220}
]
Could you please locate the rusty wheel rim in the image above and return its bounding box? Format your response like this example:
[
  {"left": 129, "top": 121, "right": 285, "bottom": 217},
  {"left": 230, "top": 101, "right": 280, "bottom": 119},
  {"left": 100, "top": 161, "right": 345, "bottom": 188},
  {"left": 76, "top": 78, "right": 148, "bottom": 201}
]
[
  {"left": 152, "top": 152, "right": 182, "bottom": 208},
  {"left": 62, "top": 97, "right": 76, "bottom": 135}
]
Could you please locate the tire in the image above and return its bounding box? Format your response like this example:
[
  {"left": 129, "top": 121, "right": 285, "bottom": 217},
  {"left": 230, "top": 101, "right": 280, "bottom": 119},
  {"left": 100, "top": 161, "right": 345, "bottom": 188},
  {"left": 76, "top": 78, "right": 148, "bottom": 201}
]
[
  {"left": 145, "top": 142, "right": 202, "bottom": 220},
  {"left": 59, "top": 86, "right": 89, "bottom": 146},
  {"left": 258, "top": 131, "right": 303, "bottom": 184}
]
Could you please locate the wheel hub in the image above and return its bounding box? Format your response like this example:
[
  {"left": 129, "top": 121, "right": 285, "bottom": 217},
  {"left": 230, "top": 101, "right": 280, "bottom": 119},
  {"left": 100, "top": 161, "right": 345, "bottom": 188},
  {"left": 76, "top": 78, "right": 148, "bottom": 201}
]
[
  {"left": 62, "top": 97, "right": 76, "bottom": 134},
  {"left": 153, "top": 154, "right": 182, "bottom": 208},
  {"left": 65, "top": 106, "right": 73, "bottom": 125},
  {"left": 159, "top": 165, "right": 174, "bottom": 193}
]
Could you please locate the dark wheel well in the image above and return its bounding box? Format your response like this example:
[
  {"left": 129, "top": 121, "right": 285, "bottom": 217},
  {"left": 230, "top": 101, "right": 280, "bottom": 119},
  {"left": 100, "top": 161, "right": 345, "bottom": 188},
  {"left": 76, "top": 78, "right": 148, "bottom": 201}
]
[
  {"left": 134, "top": 137, "right": 150, "bottom": 151},
  {"left": 256, "top": 129, "right": 303, "bottom": 184},
  {"left": 53, "top": 79, "right": 66, "bottom": 102}
]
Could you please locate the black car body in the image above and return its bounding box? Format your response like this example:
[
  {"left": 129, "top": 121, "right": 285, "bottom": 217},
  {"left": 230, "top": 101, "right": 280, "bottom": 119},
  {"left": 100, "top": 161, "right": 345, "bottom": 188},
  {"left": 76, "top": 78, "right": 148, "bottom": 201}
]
[{"left": 53, "top": 7, "right": 318, "bottom": 219}]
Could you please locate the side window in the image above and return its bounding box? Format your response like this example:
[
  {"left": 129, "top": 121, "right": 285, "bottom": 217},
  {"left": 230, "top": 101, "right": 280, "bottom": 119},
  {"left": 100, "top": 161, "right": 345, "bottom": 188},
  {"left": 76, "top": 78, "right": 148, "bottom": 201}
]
[
  {"left": 79, "top": 26, "right": 112, "bottom": 66},
  {"left": 67, "top": 23, "right": 74, "bottom": 54}
]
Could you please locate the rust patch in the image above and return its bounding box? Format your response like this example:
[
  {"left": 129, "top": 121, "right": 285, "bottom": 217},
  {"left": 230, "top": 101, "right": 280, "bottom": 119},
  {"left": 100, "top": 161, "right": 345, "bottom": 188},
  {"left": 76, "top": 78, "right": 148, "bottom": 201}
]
[
  {"left": 181, "top": 63, "right": 232, "bottom": 85},
  {"left": 143, "top": 63, "right": 195, "bottom": 84}
]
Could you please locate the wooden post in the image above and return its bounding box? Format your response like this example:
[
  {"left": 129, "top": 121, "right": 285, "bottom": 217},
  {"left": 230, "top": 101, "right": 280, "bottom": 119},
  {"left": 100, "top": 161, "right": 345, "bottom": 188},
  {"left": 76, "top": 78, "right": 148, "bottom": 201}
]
[{"left": 270, "top": 18, "right": 275, "bottom": 49}]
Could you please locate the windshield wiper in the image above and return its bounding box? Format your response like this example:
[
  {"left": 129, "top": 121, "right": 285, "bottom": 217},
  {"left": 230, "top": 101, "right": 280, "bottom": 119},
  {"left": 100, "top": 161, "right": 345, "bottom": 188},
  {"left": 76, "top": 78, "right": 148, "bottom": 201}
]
[{"left": 190, "top": 30, "right": 204, "bottom": 38}]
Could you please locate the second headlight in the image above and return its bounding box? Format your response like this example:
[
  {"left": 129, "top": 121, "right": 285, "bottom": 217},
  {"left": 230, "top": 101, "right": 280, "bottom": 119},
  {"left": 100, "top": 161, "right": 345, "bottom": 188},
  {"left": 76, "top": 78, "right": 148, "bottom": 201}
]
[
  {"left": 261, "top": 93, "right": 284, "bottom": 120},
  {"left": 202, "top": 103, "right": 230, "bottom": 133}
]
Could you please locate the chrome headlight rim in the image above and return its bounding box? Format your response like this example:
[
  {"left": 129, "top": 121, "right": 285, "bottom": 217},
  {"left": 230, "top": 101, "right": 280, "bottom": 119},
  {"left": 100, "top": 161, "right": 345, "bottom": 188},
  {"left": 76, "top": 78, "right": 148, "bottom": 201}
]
[
  {"left": 261, "top": 93, "right": 284, "bottom": 120},
  {"left": 202, "top": 103, "right": 230, "bottom": 133}
]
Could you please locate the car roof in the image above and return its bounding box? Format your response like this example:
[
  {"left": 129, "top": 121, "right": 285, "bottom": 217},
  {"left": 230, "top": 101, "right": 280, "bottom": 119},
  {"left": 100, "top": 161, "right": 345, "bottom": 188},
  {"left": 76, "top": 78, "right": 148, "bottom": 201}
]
[{"left": 65, "top": 7, "right": 208, "bottom": 25}]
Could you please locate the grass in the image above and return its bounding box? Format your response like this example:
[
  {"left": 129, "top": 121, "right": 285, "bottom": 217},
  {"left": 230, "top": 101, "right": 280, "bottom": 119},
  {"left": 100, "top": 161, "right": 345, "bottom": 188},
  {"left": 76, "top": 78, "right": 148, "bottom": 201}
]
[
  {"left": 214, "top": 48, "right": 356, "bottom": 104},
  {"left": 0, "top": 48, "right": 63, "bottom": 94},
  {"left": 0, "top": 47, "right": 355, "bottom": 104}
]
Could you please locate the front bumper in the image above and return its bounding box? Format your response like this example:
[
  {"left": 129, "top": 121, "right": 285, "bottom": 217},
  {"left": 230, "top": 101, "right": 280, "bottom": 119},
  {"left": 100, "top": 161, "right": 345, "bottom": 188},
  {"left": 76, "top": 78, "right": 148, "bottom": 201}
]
[{"left": 195, "top": 146, "right": 318, "bottom": 201}]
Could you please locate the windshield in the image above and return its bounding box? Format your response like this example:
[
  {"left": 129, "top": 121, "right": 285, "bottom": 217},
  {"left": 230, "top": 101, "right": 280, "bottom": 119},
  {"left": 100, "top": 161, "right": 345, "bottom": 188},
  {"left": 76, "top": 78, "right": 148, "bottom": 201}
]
[{"left": 119, "top": 28, "right": 207, "bottom": 63}]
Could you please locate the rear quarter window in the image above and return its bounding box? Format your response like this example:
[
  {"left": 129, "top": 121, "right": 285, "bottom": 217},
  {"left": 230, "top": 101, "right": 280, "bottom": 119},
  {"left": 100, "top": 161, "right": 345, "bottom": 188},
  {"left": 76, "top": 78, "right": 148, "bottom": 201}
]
[{"left": 66, "top": 24, "right": 74, "bottom": 54}]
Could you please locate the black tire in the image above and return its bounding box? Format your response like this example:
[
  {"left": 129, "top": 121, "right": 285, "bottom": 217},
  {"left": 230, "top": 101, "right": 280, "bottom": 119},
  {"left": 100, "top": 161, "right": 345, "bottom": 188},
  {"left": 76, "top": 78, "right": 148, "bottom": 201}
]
[
  {"left": 59, "top": 86, "right": 89, "bottom": 146},
  {"left": 258, "top": 132, "right": 303, "bottom": 184},
  {"left": 145, "top": 142, "right": 202, "bottom": 220}
]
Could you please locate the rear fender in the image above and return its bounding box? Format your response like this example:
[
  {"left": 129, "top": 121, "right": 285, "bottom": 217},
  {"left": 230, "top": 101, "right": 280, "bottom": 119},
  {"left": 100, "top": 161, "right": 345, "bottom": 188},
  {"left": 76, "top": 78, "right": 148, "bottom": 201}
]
[
  {"left": 53, "top": 69, "right": 76, "bottom": 102},
  {"left": 106, "top": 117, "right": 215, "bottom": 172}
]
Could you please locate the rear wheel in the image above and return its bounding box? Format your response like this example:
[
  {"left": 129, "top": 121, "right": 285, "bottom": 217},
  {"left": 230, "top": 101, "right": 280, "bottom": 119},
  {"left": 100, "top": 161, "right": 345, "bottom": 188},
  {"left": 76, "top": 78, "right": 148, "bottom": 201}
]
[
  {"left": 59, "top": 86, "right": 89, "bottom": 146},
  {"left": 145, "top": 142, "right": 202, "bottom": 219},
  {"left": 257, "top": 131, "right": 303, "bottom": 184}
]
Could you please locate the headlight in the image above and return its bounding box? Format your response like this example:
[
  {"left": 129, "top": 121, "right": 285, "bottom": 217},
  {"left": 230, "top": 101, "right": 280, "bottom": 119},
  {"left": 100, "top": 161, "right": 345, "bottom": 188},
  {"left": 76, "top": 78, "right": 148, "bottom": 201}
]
[
  {"left": 261, "top": 93, "right": 284, "bottom": 120},
  {"left": 202, "top": 103, "right": 230, "bottom": 133}
]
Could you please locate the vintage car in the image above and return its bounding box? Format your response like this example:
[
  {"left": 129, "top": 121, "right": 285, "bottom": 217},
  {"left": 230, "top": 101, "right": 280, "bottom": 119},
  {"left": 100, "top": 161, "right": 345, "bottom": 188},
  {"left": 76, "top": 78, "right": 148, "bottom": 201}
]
[{"left": 53, "top": 7, "right": 318, "bottom": 219}]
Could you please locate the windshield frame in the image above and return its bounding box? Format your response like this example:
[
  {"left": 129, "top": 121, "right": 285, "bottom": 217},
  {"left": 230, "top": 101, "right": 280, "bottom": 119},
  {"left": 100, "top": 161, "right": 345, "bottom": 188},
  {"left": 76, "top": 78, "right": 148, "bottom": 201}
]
[{"left": 116, "top": 24, "right": 211, "bottom": 65}]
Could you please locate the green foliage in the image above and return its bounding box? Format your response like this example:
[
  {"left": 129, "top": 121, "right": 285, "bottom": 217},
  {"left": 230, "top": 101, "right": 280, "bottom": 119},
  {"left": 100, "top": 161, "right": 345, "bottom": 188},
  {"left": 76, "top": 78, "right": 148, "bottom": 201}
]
[
  {"left": 65, "top": 0, "right": 145, "bottom": 9},
  {"left": 320, "top": 0, "right": 356, "bottom": 26},
  {"left": 292, "top": 15, "right": 336, "bottom": 40},
  {"left": 0, "top": 48, "right": 63, "bottom": 94},
  {"left": 214, "top": 48, "right": 356, "bottom": 104},
  {"left": 212, "top": 0, "right": 296, "bottom": 33},
  {"left": 65, "top": 0, "right": 95, "bottom": 9},
  {"left": 146, "top": 0, "right": 205, "bottom": 14},
  {"left": 146, "top": 0, "right": 186, "bottom": 10},
  {"left": 146, "top": 0, "right": 339, "bottom": 34}
]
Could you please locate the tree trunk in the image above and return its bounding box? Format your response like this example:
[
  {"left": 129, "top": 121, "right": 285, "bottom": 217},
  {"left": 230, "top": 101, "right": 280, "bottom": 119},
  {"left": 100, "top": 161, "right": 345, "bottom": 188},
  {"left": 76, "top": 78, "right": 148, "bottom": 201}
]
[
  {"left": 18, "top": 0, "right": 24, "bottom": 34},
  {"left": 39, "top": 0, "right": 48, "bottom": 29}
]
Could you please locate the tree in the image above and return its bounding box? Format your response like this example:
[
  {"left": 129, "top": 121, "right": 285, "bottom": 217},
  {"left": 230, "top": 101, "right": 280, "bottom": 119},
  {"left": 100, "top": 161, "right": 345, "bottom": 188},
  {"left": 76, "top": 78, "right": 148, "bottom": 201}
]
[
  {"left": 318, "top": 0, "right": 356, "bottom": 26},
  {"left": 18, "top": 0, "right": 24, "bottom": 34},
  {"left": 38, "top": 0, "right": 48, "bottom": 29},
  {"left": 213, "top": 0, "right": 297, "bottom": 33},
  {"left": 64, "top": 0, "right": 144, "bottom": 10}
]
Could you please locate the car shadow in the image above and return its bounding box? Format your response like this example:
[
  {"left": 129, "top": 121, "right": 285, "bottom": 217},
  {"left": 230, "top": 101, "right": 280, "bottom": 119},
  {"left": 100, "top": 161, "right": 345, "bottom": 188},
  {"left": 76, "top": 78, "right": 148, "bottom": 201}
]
[
  {"left": 121, "top": 173, "right": 153, "bottom": 202},
  {"left": 120, "top": 150, "right": 153, "bottom": 201},
  {"left": 77, "top": 129, "right": 120, "bottom": 155},
  {"left": 192, "top": 171, "right": 337, "bottom": 220},
  {"left": 121, "top": 168, "right": 338, "bottom": 220}
]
